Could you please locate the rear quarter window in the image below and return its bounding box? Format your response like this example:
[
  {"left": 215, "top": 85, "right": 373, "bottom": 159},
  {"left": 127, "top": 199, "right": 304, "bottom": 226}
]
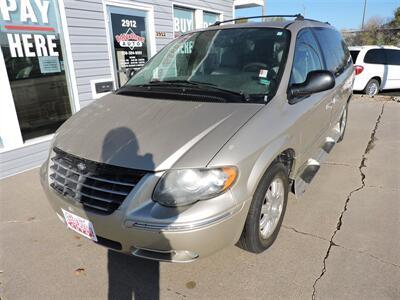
[
  {"left": 350, "top": 50, "right": 360, "bottom": 63},
  {"left": 364, "top": 49, "right": 387, "bottom": 64}
]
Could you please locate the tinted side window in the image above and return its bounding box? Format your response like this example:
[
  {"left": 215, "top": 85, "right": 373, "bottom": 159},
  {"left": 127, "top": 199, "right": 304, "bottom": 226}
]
[
  {"left": 364, "top": 49, "right": 387, "bottom": 64},
  {"left": 313, "top": 27, "right": 349, "bottom": 75},
  {"left": 385, "top": 49, "right": 400, "bottom": 65},
  {"left": 290, "top": 29, "right": 324, "bottom": 84},
  {"left": 350, "top": 50, "right": 360, "bottom": 63}
]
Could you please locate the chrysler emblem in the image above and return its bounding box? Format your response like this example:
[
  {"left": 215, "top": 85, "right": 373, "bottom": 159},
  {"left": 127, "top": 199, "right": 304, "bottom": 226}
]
[{"left": 77, "top": 162, "right": 86, "bottom": 171}]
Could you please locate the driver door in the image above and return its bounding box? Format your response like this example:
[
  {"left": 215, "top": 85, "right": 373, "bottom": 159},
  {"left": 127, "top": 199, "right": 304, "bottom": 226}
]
[{"left": 289, "top": 29, "right": 333, "bottom": 163}]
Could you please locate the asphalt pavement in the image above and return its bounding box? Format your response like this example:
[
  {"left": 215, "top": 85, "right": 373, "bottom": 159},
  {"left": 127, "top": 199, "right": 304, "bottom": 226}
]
[{"left": 0, "top": 96, "right": 399, "bottom": 300}]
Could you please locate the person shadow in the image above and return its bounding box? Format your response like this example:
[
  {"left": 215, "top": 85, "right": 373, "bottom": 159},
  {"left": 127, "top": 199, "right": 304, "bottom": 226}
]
[
  {"left": 107, "top": 251, "right": 159, "bottom": 300},
  {"left": 101, "top": 127, "right": 160, "bottom": 300}
]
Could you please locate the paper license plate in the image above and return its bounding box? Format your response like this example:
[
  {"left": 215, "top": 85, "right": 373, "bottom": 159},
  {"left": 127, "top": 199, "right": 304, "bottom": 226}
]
[{"left": 62, "top": 209, "right": 97, "bottom": 241}]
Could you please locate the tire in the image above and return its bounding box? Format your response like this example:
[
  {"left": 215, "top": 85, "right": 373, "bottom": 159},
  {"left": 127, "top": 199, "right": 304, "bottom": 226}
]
[
  {"left": 337, "top": 104, "right": 348, "bottom": 143},
  {"left": 238, "top": 161, "right": 289, "bottom": 253},
  {"left": 364, "top": 79, "right": 380, "bottom": 96}
]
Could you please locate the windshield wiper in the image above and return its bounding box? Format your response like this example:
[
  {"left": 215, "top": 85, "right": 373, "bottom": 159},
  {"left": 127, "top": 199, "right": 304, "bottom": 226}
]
[
  {"left": 147, "top": 80, "right": 249, "bottom": 101},
  {"left": 147, "top": 79, "right": 205, "bottom": 87}
]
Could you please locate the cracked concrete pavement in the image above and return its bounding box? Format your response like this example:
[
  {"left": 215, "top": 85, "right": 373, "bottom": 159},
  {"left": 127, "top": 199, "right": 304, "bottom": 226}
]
[{"left": 0, "top": 96, "right": 399, "bottom": 300}]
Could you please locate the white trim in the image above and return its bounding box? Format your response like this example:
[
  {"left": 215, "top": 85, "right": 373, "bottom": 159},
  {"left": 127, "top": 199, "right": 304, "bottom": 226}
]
[
  {"left": 194, "top": 9, "right": 203, "bottom": 30},
  {"left": 102, "top": 2, "right": 118, "bottom": 88},
  {"left": 172, "top": 2, "right": 223, "bottom": 15},
  {"left": 102, "top": 0, "right": 157, "bottom": 88},
  {"left": 57, "top": 0, "right": 81, "bottom": 113},
  {"left": 0, "top": 134, "right": 54, "bottom": 154},
  {"left": 0, "top": 47, "right": 23, "bottom": 151}
]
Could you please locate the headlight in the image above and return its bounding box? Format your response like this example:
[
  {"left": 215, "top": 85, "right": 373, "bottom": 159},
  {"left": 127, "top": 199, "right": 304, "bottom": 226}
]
[{"left": 153, "top": 167, "right": 238, "bottom": 207}]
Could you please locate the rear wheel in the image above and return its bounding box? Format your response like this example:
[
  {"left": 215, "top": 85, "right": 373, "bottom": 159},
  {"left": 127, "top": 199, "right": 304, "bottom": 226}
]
[
  {"left": 239, "top": 162, "right": 289, "bottom": 253},
  {"left": 364, "top": 79, "right": 380, "bottom": 96}
]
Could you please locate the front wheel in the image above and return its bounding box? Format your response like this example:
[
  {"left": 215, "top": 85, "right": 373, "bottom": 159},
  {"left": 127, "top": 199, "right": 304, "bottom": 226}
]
[
  {"left": 238, "top": 162, "right": 289, "bottom": 253},
  {"left": 364, "top": 79, "right": 380, "bottom": 96}
]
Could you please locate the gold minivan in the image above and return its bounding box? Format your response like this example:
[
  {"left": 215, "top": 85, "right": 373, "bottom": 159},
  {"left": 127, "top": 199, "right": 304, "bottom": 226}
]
[{"left": 41, "top": 15, "right": 354, "bottom": 262}]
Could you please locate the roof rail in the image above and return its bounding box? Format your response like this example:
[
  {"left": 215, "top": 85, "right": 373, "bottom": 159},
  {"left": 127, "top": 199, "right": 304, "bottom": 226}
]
[{"left": 211, "top": 14, "right": 304, "bottom": 26}]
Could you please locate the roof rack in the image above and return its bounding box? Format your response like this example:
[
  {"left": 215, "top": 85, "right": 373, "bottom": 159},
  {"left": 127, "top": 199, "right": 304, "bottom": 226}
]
[
  {"left": 211, "top": 14, "right": 330, "bottom": 26},
  {"left": 211, "top": 14, "right": 304, "bottom": 26}
]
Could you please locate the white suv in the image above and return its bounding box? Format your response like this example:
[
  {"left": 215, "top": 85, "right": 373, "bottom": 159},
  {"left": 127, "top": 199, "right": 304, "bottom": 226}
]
[{"left": 349, "top": 45, "right": 400, "bottom": 95}]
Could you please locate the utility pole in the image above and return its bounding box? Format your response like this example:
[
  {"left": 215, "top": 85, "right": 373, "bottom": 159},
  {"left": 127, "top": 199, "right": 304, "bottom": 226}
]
[
  {"left": 263, "top": 0, "right": 266, "bottom": 15},
  {"left": 361, "top": 0, "right": 367, "bottom": 29}
]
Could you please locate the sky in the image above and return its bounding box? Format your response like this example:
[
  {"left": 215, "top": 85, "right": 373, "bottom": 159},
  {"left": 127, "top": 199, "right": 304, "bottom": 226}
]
[{"left": 235, "top": 0, "right": 399, "bottom": 30}]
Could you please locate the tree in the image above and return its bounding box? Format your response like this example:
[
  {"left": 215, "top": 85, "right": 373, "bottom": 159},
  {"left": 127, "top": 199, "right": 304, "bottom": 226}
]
[
  {"left": 341, "top": 29, "right": 362, "bottom": 46},
  {"left": 356, "top": 7, "right": 400, "bottom": 46},
  {"left": 360, "top": 17, "right": 385, "bottom": 45},
  {"left": 388, "top": 7, "right": 400, "bottom": 27},
  {"left": 383, "top": 7, "right": 400, "bottom": 45}
]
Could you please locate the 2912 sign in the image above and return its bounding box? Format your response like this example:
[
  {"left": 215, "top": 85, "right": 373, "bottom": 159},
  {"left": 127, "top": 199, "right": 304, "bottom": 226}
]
[{"left": 121, "top": 19, "right": 136, "bottom": 28}]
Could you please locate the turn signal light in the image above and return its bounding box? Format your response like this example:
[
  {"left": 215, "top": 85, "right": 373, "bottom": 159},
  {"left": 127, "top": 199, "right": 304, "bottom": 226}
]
[{"left": 354, "top": 65, "right": 364, "bottom": 75}]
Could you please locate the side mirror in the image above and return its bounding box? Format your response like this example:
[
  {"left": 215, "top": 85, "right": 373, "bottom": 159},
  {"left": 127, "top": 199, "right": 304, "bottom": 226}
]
[
  {"left": 289, "top": 70, "right": 335, "bottom": 103},
  {"left": 125, "top": 68, "right": 137, "bottom": 80}
]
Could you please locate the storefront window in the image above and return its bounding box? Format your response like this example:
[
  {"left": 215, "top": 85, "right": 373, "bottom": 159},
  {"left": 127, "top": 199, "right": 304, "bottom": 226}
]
[
  {"left": 173, "top": 6, "right": 195, "bottom": 38},
  {"left": 203, "top": 11, "right": 220, "bottom": 28},
  {"left": 0, "top": 0, "right": 72, "bottom": 142}
]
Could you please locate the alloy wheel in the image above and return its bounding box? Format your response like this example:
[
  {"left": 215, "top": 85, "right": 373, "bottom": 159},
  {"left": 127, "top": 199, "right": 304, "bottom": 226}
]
[
  {"left": 367, "top": 82, "right": 378, "bottom": 96},
  {"left": 259, "top": 177, "right": 285, "bottom": 239}
]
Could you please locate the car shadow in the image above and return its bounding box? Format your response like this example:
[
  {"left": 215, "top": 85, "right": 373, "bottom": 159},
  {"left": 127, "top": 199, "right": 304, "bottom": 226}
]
[{"left": 101, "top": 127, "right": 161, "bottom": 300}]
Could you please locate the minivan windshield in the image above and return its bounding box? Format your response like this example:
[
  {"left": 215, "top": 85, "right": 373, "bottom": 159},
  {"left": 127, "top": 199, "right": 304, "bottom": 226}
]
[{"left": 125, "top": 28, "right": 290, "bottom": 102}]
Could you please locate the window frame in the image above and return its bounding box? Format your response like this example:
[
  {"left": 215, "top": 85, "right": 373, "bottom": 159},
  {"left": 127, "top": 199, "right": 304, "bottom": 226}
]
[
  {"left": 287, "top": 27, "right": 327, "bottom": 104},
  {"left": 171, "top": 2, "right": 223, "bottom": 37},
  {"left": 0, "top": 0, "right": 79, "bottom": 152},
  {"left": 203, "top": 11, "right": 221, "bottom": 28}
]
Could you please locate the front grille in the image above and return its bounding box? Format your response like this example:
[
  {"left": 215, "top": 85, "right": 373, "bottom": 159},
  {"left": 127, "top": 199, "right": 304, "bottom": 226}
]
[{"left": 49, "top": 147, "right": 147, "bottom": 215}]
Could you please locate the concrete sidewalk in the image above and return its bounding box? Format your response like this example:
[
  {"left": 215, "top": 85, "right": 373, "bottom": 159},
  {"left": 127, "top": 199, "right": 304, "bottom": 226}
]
[{"left": 0, "top": 97, "right": 399, "bottom": 300}]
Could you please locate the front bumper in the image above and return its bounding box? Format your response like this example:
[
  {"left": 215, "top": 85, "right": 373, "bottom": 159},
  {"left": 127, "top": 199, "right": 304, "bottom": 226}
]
[{"left": 40, "top": 163, "right": 249, "bottom": 262}]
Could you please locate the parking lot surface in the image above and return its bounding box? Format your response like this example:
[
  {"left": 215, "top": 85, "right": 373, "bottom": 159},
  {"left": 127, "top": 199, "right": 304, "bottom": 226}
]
[{"left": 0, "top": 96, "right": 399, "bottom": 300}]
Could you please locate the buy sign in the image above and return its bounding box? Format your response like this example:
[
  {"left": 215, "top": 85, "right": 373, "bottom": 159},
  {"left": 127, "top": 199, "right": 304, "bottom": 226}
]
[{"left": 0, "top": 0, "right": 59, "bottom": 57}]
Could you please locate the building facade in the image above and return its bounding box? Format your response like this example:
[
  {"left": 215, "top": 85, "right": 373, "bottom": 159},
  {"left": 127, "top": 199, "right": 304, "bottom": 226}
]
[{"left": 0, "top": 0, "right": 261, "bottom": 179}]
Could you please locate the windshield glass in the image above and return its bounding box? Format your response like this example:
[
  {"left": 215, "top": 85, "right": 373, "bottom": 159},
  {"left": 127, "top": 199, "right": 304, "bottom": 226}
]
[{"left": 126, "top": 28, "right": 290, "bottom": 101}]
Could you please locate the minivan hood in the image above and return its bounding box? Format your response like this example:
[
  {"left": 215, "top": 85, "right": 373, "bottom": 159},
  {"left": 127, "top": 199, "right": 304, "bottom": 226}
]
[{"left": 54, "top": 94, "right": 263, "bottom": 171}]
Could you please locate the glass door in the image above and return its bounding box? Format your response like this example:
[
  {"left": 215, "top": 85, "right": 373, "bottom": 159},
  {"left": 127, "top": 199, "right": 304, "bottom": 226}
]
[{"left": 107, "top": 6, "right": 151, "bottom": 87}]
